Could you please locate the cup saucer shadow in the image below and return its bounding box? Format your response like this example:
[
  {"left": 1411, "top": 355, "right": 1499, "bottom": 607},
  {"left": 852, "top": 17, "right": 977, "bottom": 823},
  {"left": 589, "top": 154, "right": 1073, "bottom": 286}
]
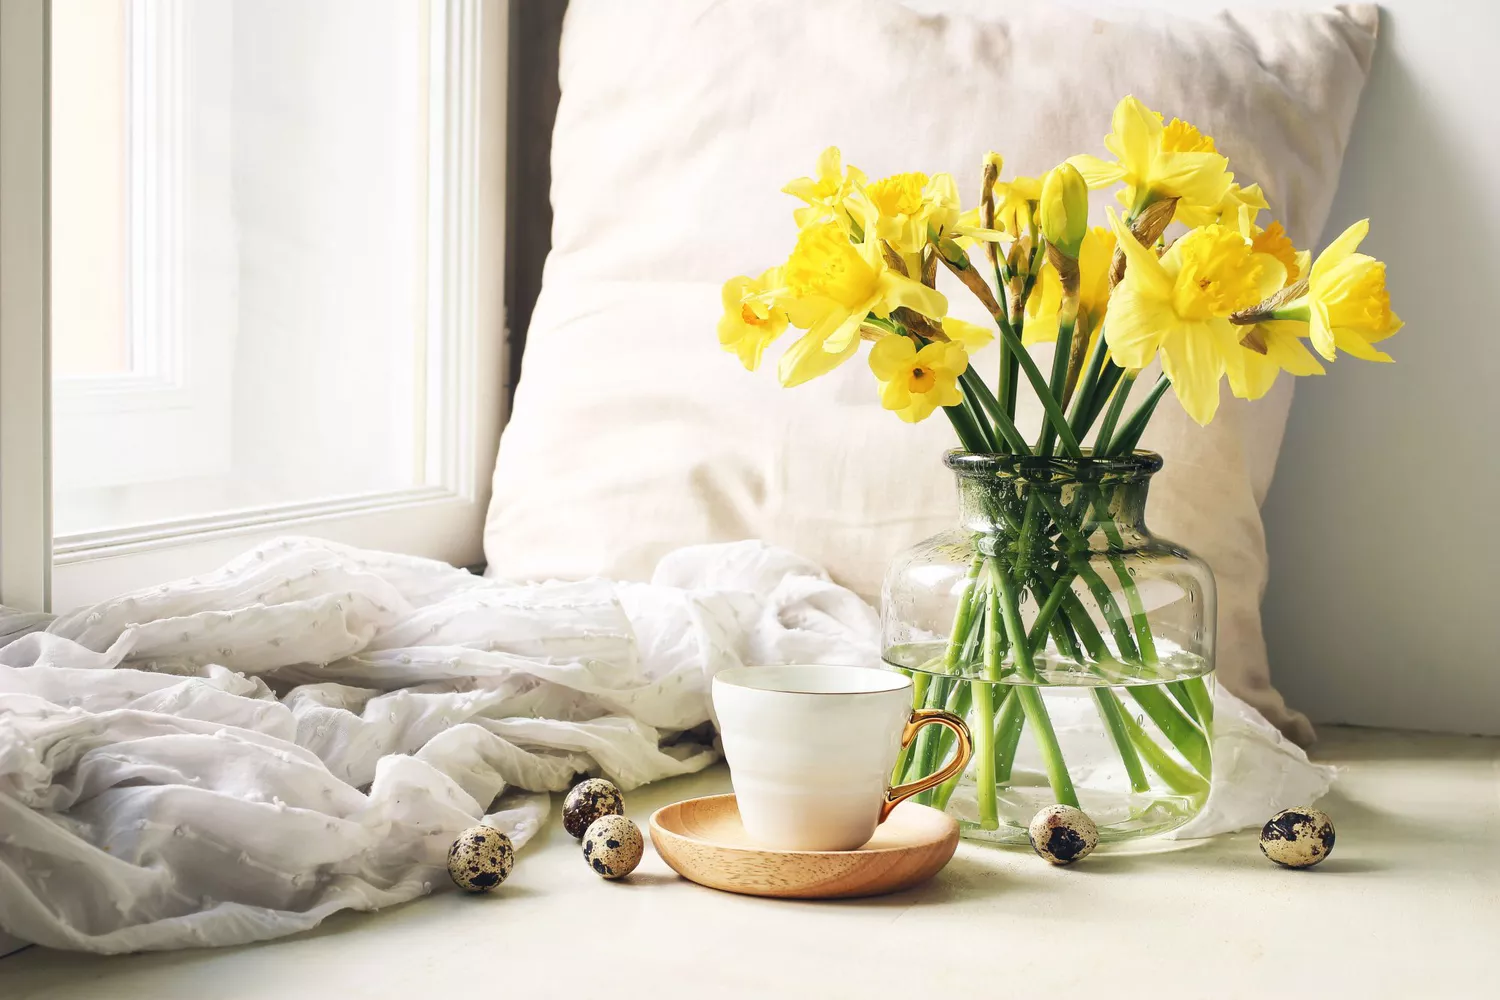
[{"left": 801, "top": 852, "right": 991, "bottom": 907}]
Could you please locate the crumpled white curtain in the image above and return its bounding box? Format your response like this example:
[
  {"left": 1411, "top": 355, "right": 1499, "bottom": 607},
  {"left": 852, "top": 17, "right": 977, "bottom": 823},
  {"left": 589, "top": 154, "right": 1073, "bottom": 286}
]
[{"left": 0, "top": 537, "right": 1327, "bottom": 954}]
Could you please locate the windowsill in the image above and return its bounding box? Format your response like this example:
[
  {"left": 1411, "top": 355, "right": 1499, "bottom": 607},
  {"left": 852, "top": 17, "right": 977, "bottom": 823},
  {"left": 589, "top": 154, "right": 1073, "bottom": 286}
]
[{"left": 3, "top": 726, "right": 1494, "bottom": 994}]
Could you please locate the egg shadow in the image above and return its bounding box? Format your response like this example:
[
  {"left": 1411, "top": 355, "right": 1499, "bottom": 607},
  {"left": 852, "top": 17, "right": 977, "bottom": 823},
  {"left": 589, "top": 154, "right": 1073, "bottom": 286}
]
[
  {"left": 1293, "top": 856, "right": 1387, "bottom": 875},
  {"left": 611, "top": 871, "right": 681, "bottom": 887}
]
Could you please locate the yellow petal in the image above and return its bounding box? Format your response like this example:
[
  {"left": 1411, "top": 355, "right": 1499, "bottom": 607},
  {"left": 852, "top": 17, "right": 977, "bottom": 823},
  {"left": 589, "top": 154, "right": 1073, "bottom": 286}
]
[
  {"left": 778, "top": 327, "right": 858, "bottom": 387},
  {"left": 1023, "top": 266, "right": 1063, "bottom": 347},
  {"left": 1261, "top": 321, "right": 1325, "bottom": 376},
  {"left": 1159, "top": 323, "right": 1228, "bottom": 426},
  {"left": 898, "top": 391, "right": 940, "bottom": 423},
  {"left": 1332, "top": 328, "right": 1396, "bottom": 363},
  {"left": 821, "top": 299, "right": 873, "bottom": 353},
  {"left": 1067, "top": 154, "right": 1126, "bottom": 190},
  {"left": 1106, "top": 208, "right": 1173, "bottom": 302},
  {"left": 872, "top": 272, "right": 948, "bottom": 320},
  {"left": 1225, "top": 344, "right": 1281, "bottom": 400},
  {"left": 941, "top": 317, "right": 993, "bottom": 351},
  {"left": 1110, "top": 96, "right": 1161, "bottom": 174},
  {"left": 1151, "top": 151, "right": 1233, "bottom": 210},
  {"left": 880, "top": 376, "right": 914, "bottom": 411},
  {"left": 1310, "top": 219, "right": 1370, "bottom": 284},
  {"left": 1308, "top": 299, "right": 1338, "bottom": 362},
  {"left": 867, "top": 333, "right": 916, "bottom": 380},
  {"left": 1100, "top": 280, "right": 1172, "bottom": 369}
]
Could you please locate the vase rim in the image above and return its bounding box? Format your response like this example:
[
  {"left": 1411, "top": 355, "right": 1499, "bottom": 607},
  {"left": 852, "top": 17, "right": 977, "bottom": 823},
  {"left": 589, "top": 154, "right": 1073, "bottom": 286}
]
[{"left": 944, "top": 449, "right": 1164, "bottom": 481}]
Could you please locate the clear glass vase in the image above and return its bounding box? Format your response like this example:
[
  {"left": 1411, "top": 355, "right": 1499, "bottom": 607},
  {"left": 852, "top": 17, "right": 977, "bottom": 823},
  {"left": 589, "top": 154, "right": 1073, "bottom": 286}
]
[{"left": 882, "top": 450, "right": 1216, "bottom": 845}]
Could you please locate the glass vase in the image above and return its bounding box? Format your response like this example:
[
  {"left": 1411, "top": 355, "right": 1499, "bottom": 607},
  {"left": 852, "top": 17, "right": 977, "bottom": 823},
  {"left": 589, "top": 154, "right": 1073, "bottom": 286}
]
[{"left": 882, "top": 450, "right": 1216, "bottom": 845}]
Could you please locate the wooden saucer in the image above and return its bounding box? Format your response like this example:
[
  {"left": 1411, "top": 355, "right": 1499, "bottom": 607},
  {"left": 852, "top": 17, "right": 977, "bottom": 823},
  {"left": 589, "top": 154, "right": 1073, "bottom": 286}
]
[{"left": 649, "top": 793, "right": 958, "bottom": 899}]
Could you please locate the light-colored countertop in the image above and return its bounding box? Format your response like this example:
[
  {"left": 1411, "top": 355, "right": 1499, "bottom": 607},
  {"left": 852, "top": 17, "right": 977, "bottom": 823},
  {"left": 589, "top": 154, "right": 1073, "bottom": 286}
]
[{"left": 3, "top": 726, "right": 1496, "bottom": 999}]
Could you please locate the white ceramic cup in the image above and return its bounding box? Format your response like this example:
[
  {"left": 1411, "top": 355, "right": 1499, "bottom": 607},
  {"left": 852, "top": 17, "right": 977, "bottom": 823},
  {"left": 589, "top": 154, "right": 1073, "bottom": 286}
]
[{"left": 712, "top": 664, "right": 973, "bottom": 852}]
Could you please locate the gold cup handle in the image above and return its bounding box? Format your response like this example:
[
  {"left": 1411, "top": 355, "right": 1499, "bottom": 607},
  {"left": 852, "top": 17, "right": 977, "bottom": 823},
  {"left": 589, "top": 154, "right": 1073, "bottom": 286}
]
[{"left": 879, "top": 708, "right": 974, "bottom": 822}]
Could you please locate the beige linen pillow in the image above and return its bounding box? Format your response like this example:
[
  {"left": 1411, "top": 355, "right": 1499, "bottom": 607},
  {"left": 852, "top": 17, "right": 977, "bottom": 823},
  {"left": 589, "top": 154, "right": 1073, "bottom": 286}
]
[{"left": 486, "top": 0, "right": 1378, "bottom": 743}]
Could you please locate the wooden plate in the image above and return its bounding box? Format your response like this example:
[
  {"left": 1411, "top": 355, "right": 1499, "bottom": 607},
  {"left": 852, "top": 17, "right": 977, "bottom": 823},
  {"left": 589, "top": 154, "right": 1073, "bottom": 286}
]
[{"left": 649, "top": 793, "right": 958, "bottom": 899}]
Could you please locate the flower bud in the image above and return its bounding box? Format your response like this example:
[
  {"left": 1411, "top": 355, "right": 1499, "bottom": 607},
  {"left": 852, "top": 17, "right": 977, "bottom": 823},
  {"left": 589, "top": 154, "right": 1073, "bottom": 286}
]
[{"left": 1039, "top": 162, "right": 1089, "bottom": 258}]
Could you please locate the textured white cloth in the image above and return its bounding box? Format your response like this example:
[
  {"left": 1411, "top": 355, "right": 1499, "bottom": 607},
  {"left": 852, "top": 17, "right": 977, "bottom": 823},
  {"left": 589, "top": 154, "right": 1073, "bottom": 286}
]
[{"left": 0, "top": 537, "right": 1325, "bottom": 953}]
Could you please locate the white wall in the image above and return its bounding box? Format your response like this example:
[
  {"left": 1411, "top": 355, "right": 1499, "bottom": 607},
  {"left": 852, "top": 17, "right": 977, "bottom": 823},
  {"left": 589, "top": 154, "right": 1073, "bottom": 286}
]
[{"left": 1251, "top": 2, "right": 1500, "bottom": 735}]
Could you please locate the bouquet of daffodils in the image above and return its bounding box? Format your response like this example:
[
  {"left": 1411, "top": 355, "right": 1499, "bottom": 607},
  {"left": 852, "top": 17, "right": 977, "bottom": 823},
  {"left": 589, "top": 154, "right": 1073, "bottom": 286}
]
[{"left": 718, "top": 96, "right": 1400, "bottom": 838}]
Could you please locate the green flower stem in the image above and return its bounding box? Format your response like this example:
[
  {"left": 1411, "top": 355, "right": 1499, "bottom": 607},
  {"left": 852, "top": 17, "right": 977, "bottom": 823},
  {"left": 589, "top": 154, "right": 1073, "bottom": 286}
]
[
  {"left": 1039, "top": 310, "right": 1079, "bottom": 457},
  {"left": 1053, "top": 586, "right": 1210, "bottom": 776},
  {"left": 1093, "top": 370, "right": 1138, "bottom": 456},
  {"left": 971, "top": 684, "right": 1000, "bottom": 828},
  {"left": 989, "top": 322, "right": 1083, "bottom": 459},
  {"left": 969, "top": 574, "right": 1005, "bottom": 826},
  {"left": 1095, "top": 690, "right": 1154, "bottom": 794},
  {"left": 1104, "top": 374, "right": 1171, "bottom": 457},
  {"left": 1032, "top": 492, "right": 1144, "bottom": 664},
  {"left": 902, "top": 563, "right": 987, "bottom": 787},
  {"left": 992, "top": 560, "right": 1079, "bottom": 807},
  {"left": 920, "top": 676, "right": 973, "bottom": 803},
  {"left": 1118, "top": 705, "right": 1210, "bottom": 796},
  {"left": 956, "top": 394, "right": 1001, "bottom": 453},
  {"left": 1066, "top": 328, "right": 1110, "bottom": 437},
  {"left": 1186, "top": 678, "right": 1215, "bottom": 726},
  {"left": 1124, "top": 684, "right": 1211, "bottom": 776},
  {"left": 943, "top": 401, "right": 995, "bottom": 456},
  {"left": 1085, "top": 487, "right": 1217, "bottom": 740},
  {"left": 905, "top": 672, "right": 955, "bottom": 785},
  {"left": 935, "top": 671, "right": 1002, "bottom": 812},
  {"left": 960, "top": 370, "right": 1030, "bottom": 455},
  {"left": 1026, "top": 568, "right": 1077, "bottom": 649},
  {"left": 1048, "top": 615, "right": 1150, "bottom": 794},
  {"left": 992, "top": 258, "right": 1018, "bottom": 421},
  {"left": 943, "top": 554, "right": 985, "bottom": 673},
  {"left": 1078, "top": 360, "right": 1126, "bottom": 440},
  {"left": 893, "top": 655, "right": 943, "bottom": 781},
  {"left": 991, "top": 682, "right": 1027, "bottom": 783}
]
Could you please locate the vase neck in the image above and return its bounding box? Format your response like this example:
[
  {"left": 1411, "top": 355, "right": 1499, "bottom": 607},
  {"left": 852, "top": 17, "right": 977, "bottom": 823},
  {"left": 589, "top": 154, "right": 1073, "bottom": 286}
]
[{"left": 948, "top": 453, "right": 1157, "bottom": 538}]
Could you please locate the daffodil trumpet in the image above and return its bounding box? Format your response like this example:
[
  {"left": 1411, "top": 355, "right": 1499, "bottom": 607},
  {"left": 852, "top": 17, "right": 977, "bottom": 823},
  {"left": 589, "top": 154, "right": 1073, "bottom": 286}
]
[{"left": 721, "top": 105, "right": 1400, "bottom": 841}]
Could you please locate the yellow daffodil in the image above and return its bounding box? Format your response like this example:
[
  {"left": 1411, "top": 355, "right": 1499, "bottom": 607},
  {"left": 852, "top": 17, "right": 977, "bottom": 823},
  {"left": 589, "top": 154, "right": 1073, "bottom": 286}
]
[
  {"left": 784, "top": 146, "right": 867, "bottom": 230},
  {"left": 1039, "top": 163, "right": 1089, "bottom": 257},
  {"left": 774, "top": 200, "right": 949, "bottom": 387},
  {"left": 1269, "top": 219, "right": 1402, "bottom": 362},
  {"left": 1250, "top": 221, "right": 1301, "bottom": 283},
  {"left": 718, "top": 268, "right": 789, "bottom": 370},
  {"left": 866, "top": 171, "right": 961, "bottom": 254},
  {"left": 1104, "top": 211, "right": 1284, "bottom": 424},
  {"left": 1222, "top": 223, "right": 1322, "bottom": 399},
  {"left": 1225, "top": 320, "right": 1325, "bottom": 400},
  {"left": 951, "top": 207, "right": 1006, "bottom": 250},
  {"left": 1069, "top": 96, "right": 1232, "bottom": 223},
  {"left": 868, "top": 336, "right": 968, "bottom": 423},
  {"left": 1024, "top": 226, "right": 1116, "bottom": 347},
  {"left": 1213, "top": 182, "right": 1270, "bottom": 231},
  {"left": 993, "top": 174, "right": 1042, "bottom": 236},
  {"left": 940, "top": 317, "right": 994, "bottom": 352}
]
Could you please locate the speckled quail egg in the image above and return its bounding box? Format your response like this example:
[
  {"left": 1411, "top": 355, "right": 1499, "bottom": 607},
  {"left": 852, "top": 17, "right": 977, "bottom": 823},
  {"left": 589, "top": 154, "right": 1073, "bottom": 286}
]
[
  {"left": 447, "top": 825, "right": 515, "bottom": 893},
  {"left": 1260, "top": 807, "right": 1335, "bottom": 868},
  {"left": 1028, "top": 804, "right": 1099, "bottom": 865},
  {"left": 581, "top": 814, "right": 643, "bottom": 880},
  {"left": 562, "top": 777, "right": 625, "bottom": 839}
]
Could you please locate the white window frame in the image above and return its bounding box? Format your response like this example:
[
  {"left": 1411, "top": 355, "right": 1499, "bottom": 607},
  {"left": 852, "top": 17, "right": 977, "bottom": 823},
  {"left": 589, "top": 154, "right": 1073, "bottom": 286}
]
[
  {"left": 52, "top": 0, "right": 234, "bottom": 494},
  {"left": 1, "top": 0, "right": 508, "bottom": 613}
]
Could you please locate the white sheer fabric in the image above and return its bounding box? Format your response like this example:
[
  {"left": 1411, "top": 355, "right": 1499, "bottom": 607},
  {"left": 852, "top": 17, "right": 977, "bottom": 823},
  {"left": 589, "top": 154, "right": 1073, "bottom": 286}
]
[{"left": 0, "top": 537, "right": 1325, "bottom": 953}]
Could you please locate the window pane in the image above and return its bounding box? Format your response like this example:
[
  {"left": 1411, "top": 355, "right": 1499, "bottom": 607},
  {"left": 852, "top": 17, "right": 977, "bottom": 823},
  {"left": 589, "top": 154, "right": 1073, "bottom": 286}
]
[{"left": 51, "top": 0, "right": 432, "bottom": 535}]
